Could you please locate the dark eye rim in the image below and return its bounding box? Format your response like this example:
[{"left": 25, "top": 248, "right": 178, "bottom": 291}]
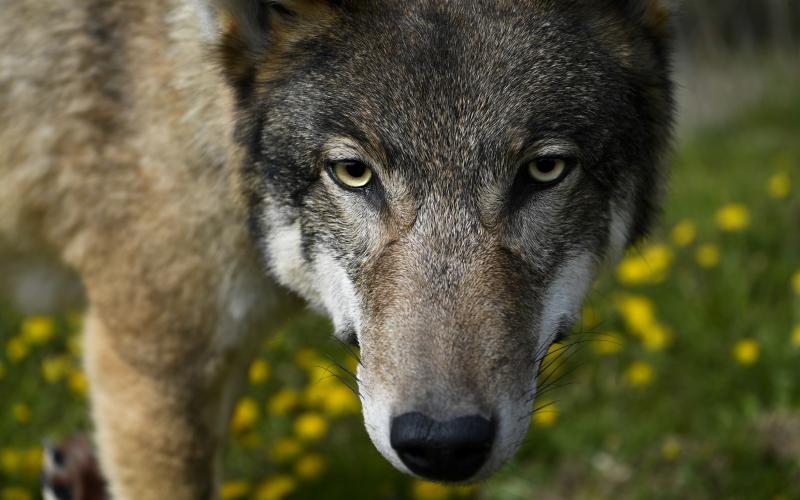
[
  {"left": 507, "top": 154, "right": 581, "bottom": 212},
  {"left": 325, "top": 159, "right": 375, "bottom": 192},
  {"left": 523, "top": 155, "right": 580, "bottom": 189}
]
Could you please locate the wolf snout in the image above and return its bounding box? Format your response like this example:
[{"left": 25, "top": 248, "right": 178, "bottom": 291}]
[{"left": 389, "top": 412, "right": 495, "bottom": 482}]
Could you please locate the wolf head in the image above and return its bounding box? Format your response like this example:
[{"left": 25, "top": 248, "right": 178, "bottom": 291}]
[{"left": 205, "top": 0, "right": 673, "bottom": 482}]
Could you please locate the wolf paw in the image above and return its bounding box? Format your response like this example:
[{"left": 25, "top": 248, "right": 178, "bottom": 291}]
[{"left": 41, "top": 435, "right": 108, "bottom": 500}]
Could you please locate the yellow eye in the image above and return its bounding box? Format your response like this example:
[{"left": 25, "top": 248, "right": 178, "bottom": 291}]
[
  {"left": 330, "top": 160, "right": 373, "bottom": 188},
  {"left": 527, "top": 157, "right": 569, "bottom": 183}
]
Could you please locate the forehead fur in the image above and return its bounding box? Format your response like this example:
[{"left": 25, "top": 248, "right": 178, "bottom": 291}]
[
  {"left": 232, "top": 0, "right": 673, "bottom": 246},
  {"left": 257, "top": 5, "right": 664, "bottom": 139}
]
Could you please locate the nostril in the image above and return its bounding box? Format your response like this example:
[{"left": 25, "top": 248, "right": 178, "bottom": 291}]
[{"left": 390, "top": 412, "right": 495, "bottom": 482}]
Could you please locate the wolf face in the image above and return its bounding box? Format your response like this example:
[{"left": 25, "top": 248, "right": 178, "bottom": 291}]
[{"left": 212, "top": 0, "right": 673, "bottom": 482}]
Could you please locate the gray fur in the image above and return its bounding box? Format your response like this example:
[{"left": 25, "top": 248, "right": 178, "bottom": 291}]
[{"left": 217, "top": 0, "right": 675, "bottom": 481}]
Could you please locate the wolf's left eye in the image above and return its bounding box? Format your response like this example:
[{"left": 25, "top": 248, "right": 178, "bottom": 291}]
[
  {"left": 526, "top": 157, "right": 578, "bottom": 186},
  {"left": 328, "top": 160, "right": 373, "bottom": 189}
]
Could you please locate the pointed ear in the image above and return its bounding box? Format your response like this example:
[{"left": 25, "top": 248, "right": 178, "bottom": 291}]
[
  {"left": 196, "top": 0, "right": 269, "bottom": 48},
  {"left": 615, "top": 0, "right": 673, "bottom": 34},
  {"left": 198, "top": 0, "right": 338, "bottom": 99},
  {"left": 198, "top": 0, "right": 337, "bottom": 47}
]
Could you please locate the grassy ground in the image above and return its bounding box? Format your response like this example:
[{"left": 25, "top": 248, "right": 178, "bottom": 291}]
[{"left": 1, "top": 87, "right": 799, "bottom": 500}]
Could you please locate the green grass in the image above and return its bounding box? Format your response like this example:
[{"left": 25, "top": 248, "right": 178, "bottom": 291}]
[{"left": 1, "top": 90, "right": 799, "bottom": 500}]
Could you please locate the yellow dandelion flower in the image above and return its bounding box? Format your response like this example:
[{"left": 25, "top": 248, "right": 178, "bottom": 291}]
[
  {"left": 294, "top": 348, "right": 322, "bottom": 370},
  {"left": 305, "top": 364, "right": 351, "bottom": 409},
  {"left": 767, "top": 172, "right": 791, "bottom": 199},
  {"left": 641, "top": 323, "right": 671, "bottom": 352},
  {"left": 616, "top": 257, "right": 651, "bottom": 285},
  {"left": 304, "top": 381, "right": 330, "bottom": 409},
  {"left": 715, "top": 203, "right": 750, "bottom": 232},
  {"left": 532, "top": 402, "right": 558, "bottom": 427},
  {"left": 21, "top": 316, "right": 55, "bottom": 345},
  {"left": 294, "top": 453, "right": 326, "bottom": 480},
  {"left": 671, "top": 220, "right": 696, "bottom": 247},
  {"left": 661, "top": 436, "right": 681, "bottom": 461},
  {"left": 593, "top": 332, "right": 624, "bottom": 355},
  {"left": 733, "top": 339, "right": 759, "bottom": 365},
  {"left": 268, "top": 389, "right": 300, "bottom": 416},
  {"left": 68, "top": 371, "right": 88, "bottom": 397},
  {"left": 412, "top": 481, "right": 451, "bottom": 500},
  {"left": 255, "top": 475, "right": 296, "bottom": 500},
  {"left": 12, "top": 404, "right": 31, "bottom": 424},
  {"left": 695, "top": 244, "right": 720, "bottom": 269},
  {"left": 792, "top": 270, "right": 800, "bottom": 295},
  {"left": 643, "top": 244, "right": 673, "bottom": 275},
  {"left": 625, "top": 361, "right": 654, "bottom": 387},
  {"left": 538, "top": 342, "right": 564, "bottom": 380},
  {"left": 322, "top": 385, "right": 361, "bottom": 417},
  {"left": 0, "top": 449, "right": 22, "bottom": 475},
  {"left": 230, "top": 398, "right": 260, "bottom": 433},
  {"left": 221, "top": 481, "right": 250, "bottom": 500},
  {"left": 792, "top": 325, "right": 800, "bottom": 348},
  {"left": 345, "top": 355, "right": 359, "bottom": 375},
  {"left": 307, "top": 364, "right": 339, "bottom": 387},
  {"left": 6, "top": 337, "right": 29, "bottom": 363},
  {"left": 22, "top": 447, "right": 42, "bottom": 477},
  {"left": 294, "top": 413, "right": 328, "bottom": 442},
  {"left": 0, "top": 487, "right": 32, "bottom": 500},
  {"left": 616, "top": 244, "right": 673, "bottom": 285},
  {"left": 270, "top": 437, "right": 302, "bottom": 463},
  {"left": 615, "top": 295, "right": 656, "bottom": 334},
  {"left": 249, "top": 360, "right": 271, "bottom": 385},
  {"left": 42, "top": 355, "right": 73, "bottom": 383}
]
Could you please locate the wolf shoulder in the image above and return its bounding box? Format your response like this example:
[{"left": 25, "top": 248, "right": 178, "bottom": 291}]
[{"left": 0, "top": 0, "right": 239, "bottom": 264}]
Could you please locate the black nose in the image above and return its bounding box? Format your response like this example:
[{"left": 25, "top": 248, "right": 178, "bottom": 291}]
[{"left": 390, "top": 412, "right": 495, "bottom": 482}]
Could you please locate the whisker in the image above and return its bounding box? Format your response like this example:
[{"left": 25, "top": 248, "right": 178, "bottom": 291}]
[
  {"left": 321, "top": 352, "right": 359, "bottom": 382},
  {"left": 535, "top": 343, "right": 584, "bottom": 389},
  {"left": 534, "top": 359, "right": 590, "bottom": 401},
  {"left": 327, "top": 336, "right": 364, "bottom": 369},
  {"left": 532, "top": 380, "right": 576, "bottom": 400},
  {"left": 311, "top": 365, "right": 360, "bottom": 396},
  {"left": 517, "top": 398, "right": 563, "bottom": 424}
]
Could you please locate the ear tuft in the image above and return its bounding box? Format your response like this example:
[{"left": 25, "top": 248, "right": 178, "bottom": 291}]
[
  {"left": 197, "top": 0, "right": 272, "bottom": 49},
  {"left": 198, "top": 0, "right": 334, "bottom": 48},
  {"left": 199, "top": 0, "right": 337, "bottom": 102}
]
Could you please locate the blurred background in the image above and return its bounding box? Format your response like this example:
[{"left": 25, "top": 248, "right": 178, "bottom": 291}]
[{"left": 1, "top": 1, "right": 799, "bottom": 499}]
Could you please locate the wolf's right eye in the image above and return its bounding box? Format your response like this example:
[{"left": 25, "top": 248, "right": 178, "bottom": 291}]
[
  {"left": 526, "top": 157, "right": 578, "bottom": 187},
  {"left": 328, "top": 160, "right": 373, "bottom": 189}
]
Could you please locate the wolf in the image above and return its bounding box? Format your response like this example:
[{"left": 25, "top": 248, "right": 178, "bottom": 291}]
[{"left": 0, "top": 0, "right": 674, "bottom": 497}]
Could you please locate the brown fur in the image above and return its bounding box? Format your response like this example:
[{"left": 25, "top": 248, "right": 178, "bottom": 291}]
[{"left": 0, "top": 1, "right": 299, "bottom": 498}]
